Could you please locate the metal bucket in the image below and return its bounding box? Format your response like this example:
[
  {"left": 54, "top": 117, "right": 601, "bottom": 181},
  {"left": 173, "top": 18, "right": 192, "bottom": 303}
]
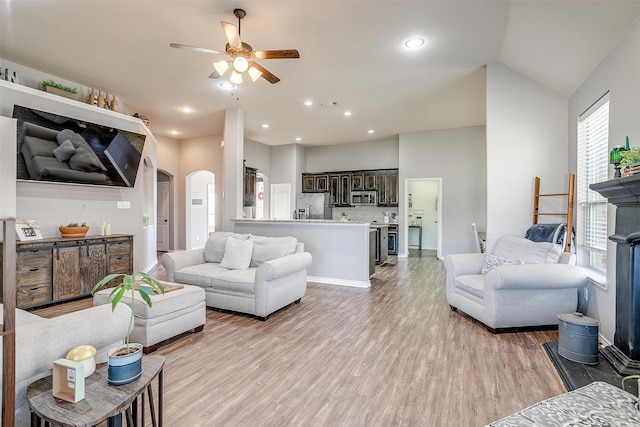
[{"left": 558, "top": 312, "right": 600, "bottom": 364}]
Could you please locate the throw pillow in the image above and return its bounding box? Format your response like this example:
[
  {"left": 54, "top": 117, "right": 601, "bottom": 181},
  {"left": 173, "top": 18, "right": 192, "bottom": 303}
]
[
  {"left": 481, "top": 253, "right": 524, "bottom": 274},
  {"left": 250, "top": 236, "right": 298, "bottom": 266},
  {"left": 220, "top": 237, "right": 254, "bottom": 270},
  {"left": 204, "top": 232, "right": 251, "bottom": 263},
  {"left": 52, "top": 139, "right": 76, "bottom": 162}
]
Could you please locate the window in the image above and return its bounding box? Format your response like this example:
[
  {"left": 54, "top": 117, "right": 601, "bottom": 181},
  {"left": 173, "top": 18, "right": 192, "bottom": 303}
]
[{"left": 577, "top": 93, "right": 609, "bottom": 272}]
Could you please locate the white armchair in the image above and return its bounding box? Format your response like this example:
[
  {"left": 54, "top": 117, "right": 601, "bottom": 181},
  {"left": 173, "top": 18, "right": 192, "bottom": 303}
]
[{"left": 445, "top": 236, "right": 587, "bottom": 331}]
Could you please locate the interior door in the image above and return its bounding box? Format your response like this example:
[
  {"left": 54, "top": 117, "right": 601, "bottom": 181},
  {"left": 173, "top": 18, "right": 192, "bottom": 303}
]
[
  {"left": 270, "top": 183, "right": 291, "bottom": 219},
  {"left": 157, "top": 181, "right": 169, "bottom": 251}
]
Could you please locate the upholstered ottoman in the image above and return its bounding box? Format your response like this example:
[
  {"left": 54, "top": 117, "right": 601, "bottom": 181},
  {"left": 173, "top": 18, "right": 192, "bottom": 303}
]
[{"left": 93, "top": 282, "right": 206, "bottom": 353}]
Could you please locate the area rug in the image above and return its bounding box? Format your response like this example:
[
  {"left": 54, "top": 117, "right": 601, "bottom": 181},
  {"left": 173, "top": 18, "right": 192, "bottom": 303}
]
[{"left": 543, "top": 342, "right": 637, "bottom": 395}]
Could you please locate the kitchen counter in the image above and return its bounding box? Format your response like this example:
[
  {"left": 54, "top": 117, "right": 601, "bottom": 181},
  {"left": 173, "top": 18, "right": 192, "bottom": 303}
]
[{"left": 233, "top": 219, "right": 371, "bottom": 288}]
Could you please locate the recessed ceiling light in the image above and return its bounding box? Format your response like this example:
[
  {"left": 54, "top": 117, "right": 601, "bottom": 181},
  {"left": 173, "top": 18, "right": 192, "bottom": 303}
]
[
  {"left": 262, "top": 123, "right": 270, "bottom": 128},
  {"left": 295, "top": 137, "right": 302, "bottom": 141},
  {"left": 368, "top": 129, "right": 375, "bottom": 134},
  {"left": 170, "top": 130, "right": 179, "bottom": 135},
  {"left": 304, "top": 100, "right": 313, "bottom": 106},
  {"left": 404, "top": 37, "right": 425, "bottom": 49},
  {"left": 179, "top": 106, "right": 193, "bottom": 113},
  {"left": 344, "top": 111, "right": 352, "bottom": 117},
  {"left": 219, "top": 82, "right": 235, "bottom": 90}
]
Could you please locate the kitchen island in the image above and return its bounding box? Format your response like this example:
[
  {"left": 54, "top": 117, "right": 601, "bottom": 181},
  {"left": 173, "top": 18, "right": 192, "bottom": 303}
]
[{"left": 233, "top": 219, "right": 371, "bottom": 288}]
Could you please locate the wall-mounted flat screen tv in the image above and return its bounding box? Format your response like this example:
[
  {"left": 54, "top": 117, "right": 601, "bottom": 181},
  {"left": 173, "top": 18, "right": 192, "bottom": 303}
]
[{"left": 13, "top": 105, "right": 146, "bottom": 188}]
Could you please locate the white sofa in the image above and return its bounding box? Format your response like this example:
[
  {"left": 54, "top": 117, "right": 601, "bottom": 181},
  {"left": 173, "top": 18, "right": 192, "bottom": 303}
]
[
  {"left": 3, "top": 303, "right": 130, "bottom": 426},
  {"left": 445, "top": 236, "right": 588, "bottom": 331},
  {"left": 161, "top": 232, "right": 313, "bottom": 320}
]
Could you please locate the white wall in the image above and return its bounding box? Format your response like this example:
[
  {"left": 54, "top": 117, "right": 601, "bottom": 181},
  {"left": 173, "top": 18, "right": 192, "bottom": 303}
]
[
  {"left": 568, "top": 20, "right": 640, "bottom": 343},
  {"left": 485, "top": 63, "right": 569, "bottom": 250},
  {"left": 155, "top": 134, "right": 180, "bottom": 250},
  {"left": 305, "top": 139, "right": 399, "bottom": 172},
  {"left": 168, "top": 134, "right": 223, "bottom": 249},
  {"left": 399, "top": 126, "right": 486, "bottom": 256}
]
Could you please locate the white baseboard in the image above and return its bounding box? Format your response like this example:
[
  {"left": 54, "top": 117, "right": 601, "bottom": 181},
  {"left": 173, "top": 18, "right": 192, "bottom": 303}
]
[
  {"left": 599, "top": 333, "right": 612, "bottom": 348},
  {"left": 307, "top": 276, "right": 371, "bottom": 288}
]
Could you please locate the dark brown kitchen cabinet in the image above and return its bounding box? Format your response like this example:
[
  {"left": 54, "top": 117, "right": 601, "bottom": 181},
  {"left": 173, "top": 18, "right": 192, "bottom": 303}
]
[
  {"left": 377, "top": 169, "right": 399, "bottom": 207},
  {"left": 0, "top": 235, "right": 133, "bottom": 308},
  {"left": 351, "top": 172, "right": 364, "bottom": 191},
  {"left": 315, "top": 175, "right": 329, "bottom": 192},
  {"left": 340, "top": 174, "right": 351, "bottom": 205},
  {"left": 243, "top": 161, "right": 257, "bottom": 207},
  {"left": 302, "top": 174, "right": 315, "bottom": 192},
  {"left": 364, "top": 171, "right": 377, "bottom": 191}
]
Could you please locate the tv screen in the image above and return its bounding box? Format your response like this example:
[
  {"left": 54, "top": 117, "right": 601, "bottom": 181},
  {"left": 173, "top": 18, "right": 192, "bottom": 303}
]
[{"left": 13, "top": 105, "right": 146, "bottom": 188}]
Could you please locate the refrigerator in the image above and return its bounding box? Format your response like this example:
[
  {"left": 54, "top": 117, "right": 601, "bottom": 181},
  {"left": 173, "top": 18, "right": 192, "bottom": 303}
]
[{"left": 295, "top": 193, "right": 332, "bottom": 219}]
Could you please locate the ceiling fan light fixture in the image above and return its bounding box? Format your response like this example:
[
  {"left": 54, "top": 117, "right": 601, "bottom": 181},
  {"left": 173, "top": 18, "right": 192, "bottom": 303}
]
[
  {"left": 214, "top": 60, "right": 229, "bottom": 76},
  {"left": 233, "top": 57, "right": 249, "bottom": 73},
  {"left": 248, "top": 66, "right": 262, "bottom": 82},
  {"left": 230, "top": 71, "right": 243, "bottom": 84}
]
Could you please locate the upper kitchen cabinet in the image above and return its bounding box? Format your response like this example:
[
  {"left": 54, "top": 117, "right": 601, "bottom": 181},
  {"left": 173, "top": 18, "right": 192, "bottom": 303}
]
[
  {"left": 302, "top": 174, "right": 315, "bottom": 192},
  {"left": 243, "top": 161, "right": 257, "bottom": 207},
  {"left": 302, "top": 173, "right": 329, "bottom": 193},
  {"left": 351, "top": 172, "right": 364, "bottom": 191},
  {"left": 377, "top": 169, "right": 399, "bottom": 207},
  {"left": 364, "top": 171, "right": 377, "bottom": 191},
  {"left": 329, "top": 173, "right": 352, "bottom": 206}
]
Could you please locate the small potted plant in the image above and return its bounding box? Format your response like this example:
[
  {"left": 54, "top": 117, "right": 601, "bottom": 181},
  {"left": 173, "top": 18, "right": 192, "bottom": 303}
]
[
  {"left": 59, "top": 222, "right": 89, "bottom": 238},
  {"left": 91, "top": 272, "right": 164, "bottom": 385},
  {"left": 621, "top": 146, "right": 640, "bottom": 176},
  {"left": 41, "top": 79, "right": 79, "bottom": 100}
]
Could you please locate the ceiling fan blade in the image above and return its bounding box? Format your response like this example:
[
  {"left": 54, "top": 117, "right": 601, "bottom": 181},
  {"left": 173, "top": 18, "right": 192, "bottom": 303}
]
[
  {"left": 254, "top": 50, "right": 300, "bottom": 60},
  {"left": 250, "top": 62, "right": 280, "bottom": 84},
  {"left": 208, "top": 70, "right": 221, "bottom": 79},
  {"left": 221, "top": 21, "right": 242, "bottom": 49},
  {"left": 170, "top": 43, "right": 224, "bottom": 55}
]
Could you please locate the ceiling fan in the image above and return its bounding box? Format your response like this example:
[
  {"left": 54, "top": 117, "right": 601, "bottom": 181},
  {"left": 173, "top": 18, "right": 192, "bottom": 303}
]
[{"left": 170, "top": 8, "right": 300, "bottom": 84}]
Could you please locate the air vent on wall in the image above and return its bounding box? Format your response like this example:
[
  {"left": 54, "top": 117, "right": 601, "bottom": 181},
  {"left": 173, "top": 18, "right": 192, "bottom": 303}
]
[{"left": 319, "top": 101, "right": 339, "bottom": 107}]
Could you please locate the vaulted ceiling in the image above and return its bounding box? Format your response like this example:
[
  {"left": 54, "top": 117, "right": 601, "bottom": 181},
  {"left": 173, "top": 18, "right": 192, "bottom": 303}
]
[{"left": 2, "top": 1, "right": 639, "bottom": 146}]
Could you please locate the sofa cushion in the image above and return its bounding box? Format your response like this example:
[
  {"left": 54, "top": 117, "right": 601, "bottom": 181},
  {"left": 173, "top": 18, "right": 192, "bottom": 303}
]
[
  {"left": 174, "top": 263, "right": 231, "bottom": 288},
  {"left": 250, "top": 236, "right": 298, "bottom": 266},
  {"left": 212, "top": 268, "right": 257, "bottom": 294},
  {"left": 220, "top": 237, "right": 254, "bottom": 270},
  {"left": 53, "top": 139, "right": 76, "bottom": 161},
  {"left": 481, "top": 253, "right": 524, "bottom": 274},
  {"left": 454, "top": 274, "right": 485, "bottom": 300},
  {"left": 204, "top": 232, "right": 250, "bottom": 263},
  {"left": 493, "top": 236, "right": 562, "bottom": 264},
  {"left": 22, "top": 135, "right": 58, "bottom": 158}
]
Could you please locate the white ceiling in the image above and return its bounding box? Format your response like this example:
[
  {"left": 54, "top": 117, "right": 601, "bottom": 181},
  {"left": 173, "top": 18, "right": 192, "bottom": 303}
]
[{"left": 2, "top": 1, "right": 639, "bottom": 146}]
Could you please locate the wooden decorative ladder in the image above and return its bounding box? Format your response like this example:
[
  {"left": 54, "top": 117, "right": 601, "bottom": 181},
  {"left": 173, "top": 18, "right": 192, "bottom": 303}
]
[{"left": 532, "top": 173, "right": 575, "bottom": 253}]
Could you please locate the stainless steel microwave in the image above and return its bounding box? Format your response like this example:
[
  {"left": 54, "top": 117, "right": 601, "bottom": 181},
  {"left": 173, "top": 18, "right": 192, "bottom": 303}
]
[{"left": 351, "top": 191, "right": 377, "bottom": 206}]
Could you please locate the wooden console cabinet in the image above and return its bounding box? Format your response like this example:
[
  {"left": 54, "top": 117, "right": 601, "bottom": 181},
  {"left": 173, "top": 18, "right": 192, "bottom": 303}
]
[{"left": 0, "top": 234, "right": 132, "bottom": 309}]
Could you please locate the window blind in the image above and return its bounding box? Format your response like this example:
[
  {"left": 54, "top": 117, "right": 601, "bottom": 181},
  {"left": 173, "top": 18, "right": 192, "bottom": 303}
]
[{"left": 577, "top": 94, "right": 609, "bottom": 265}]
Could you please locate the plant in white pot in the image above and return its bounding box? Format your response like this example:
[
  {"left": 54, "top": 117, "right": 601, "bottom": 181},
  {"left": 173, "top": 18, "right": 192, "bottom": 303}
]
[{"left": 91, "top": 272, "right": 164, "bottom": 385}]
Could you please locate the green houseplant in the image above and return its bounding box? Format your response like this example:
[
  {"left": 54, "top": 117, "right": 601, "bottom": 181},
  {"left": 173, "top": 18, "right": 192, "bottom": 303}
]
[
  {"left": 41, "top": 79, "right": 78, "bottom": 94},
  {"left": 91, "top": 272, "right": 165, "bottom": 384},
  {"left": 59, "top": 222, "right": 89, "bottom": 237},
  {"left": 621, "top": 147, "right": 640, "bottom": 167}
]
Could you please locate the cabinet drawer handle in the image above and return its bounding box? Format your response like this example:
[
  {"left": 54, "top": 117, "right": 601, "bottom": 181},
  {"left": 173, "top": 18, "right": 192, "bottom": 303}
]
[
  {"left": 30, "top": 287, "right": 39, "bottom": 291},
  {"left": 29, "top": 268, "right": 39, "bottom": 272}
]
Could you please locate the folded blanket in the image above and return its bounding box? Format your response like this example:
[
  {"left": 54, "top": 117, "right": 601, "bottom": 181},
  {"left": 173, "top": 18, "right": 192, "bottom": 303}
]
[{"left": 525, "top": 223, "right": 575, "bottom": 252}]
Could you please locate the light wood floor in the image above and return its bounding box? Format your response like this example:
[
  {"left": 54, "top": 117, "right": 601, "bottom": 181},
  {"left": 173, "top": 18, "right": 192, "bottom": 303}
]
[{"left": 32, "top": 251, "right": 564, "bottom": 426}]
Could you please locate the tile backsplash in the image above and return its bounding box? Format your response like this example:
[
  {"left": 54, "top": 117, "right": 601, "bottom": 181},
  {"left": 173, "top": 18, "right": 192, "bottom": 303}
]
[{"left": 332, "top": 206, "right": 398, "bottom": 223}]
